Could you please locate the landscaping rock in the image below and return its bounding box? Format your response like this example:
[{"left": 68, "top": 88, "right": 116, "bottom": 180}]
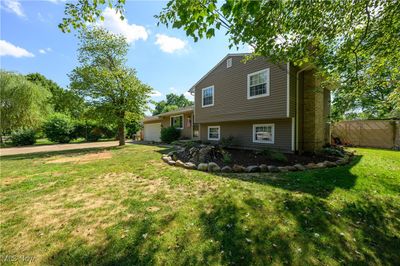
[
  {"left": 305, "top": 163, "right": 318, "bottom": 169},
  {"left": 197, "top": 163, "right": 208, "bottom": 171},
  {"left": 285, "top": 165, "right": 298, "bottom": 171},
  {"left": 167, "top": 160, "right": 176, "bottom": 166},
  {"left": 278, "top": 166, "right": 289, "bottom": 172},
  {"left": 199, "top": 146, "right": 213, "bottom": 163},
  {"left": 208, "top": 162, "right": 221, "bottom": 172},
  {"left": 259, "top": 164, "right": 268, "bottom": 172},
  {"left": 246, "top": 165, "right": 260, "bottom": 173},
  {"left": 323, "top": 161, "right": 337, "bottom": 167},
  {"left": 336, "top": 159, "right": 347, "bottom": 165},
  {"left": 316, "top": 162, "right": 326, "bottom": 168},
  {"left": 162, "top": 156, "right": 171, "bottom": 163},
  {"left": 294, "top": 164, "right": 306, "bottom": 171},
  {"left": 267, "top": 165, "right": 279, "bottom": 173},
  {"left": 184, "top": 162, "right": 197, "bottom": 170},
  {"left": 233, "top": 164, "right": 246, "bottom": 173},
  {"left": 175, "top": 160, "right": 185, "bottom": 167},
  {"left": 167, "top": 151, "right": 175, "bottom": 157},
  {"left": 221, "top": 166, "right": 232, "bottom": 173}
]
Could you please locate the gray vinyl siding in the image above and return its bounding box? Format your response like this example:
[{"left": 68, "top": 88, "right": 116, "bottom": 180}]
[
  {"left": 289, "top": 63, "right": 297, "bottom": 118},
  {"left": 199, "top": 119, "right": 293, "bottom": 152},
  {"left": 194, "top": 56, "right": 290, "bottom": 123}
]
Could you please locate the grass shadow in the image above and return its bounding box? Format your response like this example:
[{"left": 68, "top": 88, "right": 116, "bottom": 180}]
[{"left": 215, "top": 155, "right": 362, "bottom": 198}]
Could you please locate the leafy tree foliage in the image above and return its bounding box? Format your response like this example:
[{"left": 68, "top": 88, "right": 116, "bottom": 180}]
[
  {"left": 69, "top": 27, "right": 151, "bottom": 146},
  {"left": 26, "top": 73, "right": 84, "bottom": 118},
  {"left": 60, "top": 1, "right": 400, "bottom": 120},
  {"left": 43, "top": 113, "right": 76, "bottom": 143},
  {"left": 0, "top": 71, "right": 51, "bottom": 135},
  {"left": 152, "top": 93, "right": 193, "bottom": 115}
]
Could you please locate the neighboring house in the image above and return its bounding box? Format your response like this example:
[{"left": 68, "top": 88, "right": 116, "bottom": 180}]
[{"left": 143, "top": 53, "right": 331, "bottom": 153}]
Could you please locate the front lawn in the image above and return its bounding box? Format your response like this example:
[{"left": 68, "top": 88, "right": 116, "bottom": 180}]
[{"left": 1, "top": 145, "right": 399, "bottom": 265}]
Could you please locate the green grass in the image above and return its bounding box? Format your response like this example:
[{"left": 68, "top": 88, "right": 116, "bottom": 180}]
[{"left": 0, "top": 145, "right": 399, "bottom": 265}]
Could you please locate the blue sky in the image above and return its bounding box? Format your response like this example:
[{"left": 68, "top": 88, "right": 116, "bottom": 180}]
[{"left": 0, "top": 0, "right": 250, "bottom": 108}]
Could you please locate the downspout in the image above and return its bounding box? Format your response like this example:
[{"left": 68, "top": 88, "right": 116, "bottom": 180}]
[{"left": 296, "top": 65, "right": 313, "bottom": 152}]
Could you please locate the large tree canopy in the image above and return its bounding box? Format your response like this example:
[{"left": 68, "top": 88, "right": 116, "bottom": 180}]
[
  {"left": 61, "top": 0, "right": 399, "bottom": 120},
  {"left": 0, "top": 71, "right": 51, "bottom": 135},
  {"left": 26, "top": 73, "right": 84, "bottom": 118},
  {"left": 69, "top": 27, "right": 151, "bottom": 145},
  {"left": 152, "top": 93, "right": 193, "bottom": 116}
]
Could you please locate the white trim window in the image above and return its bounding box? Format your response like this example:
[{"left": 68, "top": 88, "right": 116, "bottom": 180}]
[
  {"left": 247, "top": 68, "right": 270, "bottom": 99},
  {"left": 253, "top": 124, "right": 274, "bottom": 143},
  {"left": 202, "top": 86, "right": 214, "bottom": 107},
  {"left": 170, "top": 115, "right": 183, "bottom": 129},
  {"left": 208, "top": 126, "right": 220, "bottom": 141}
]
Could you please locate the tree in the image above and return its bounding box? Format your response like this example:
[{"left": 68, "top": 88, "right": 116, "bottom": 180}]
[
  {"left": 60, "top": 0, "right": 399, "bottom": 120},
  {"left": 0, "top": 71, "right": 51, "bottom": 140},
  {"left": 26, "top": 73, "right": 85, "bottom": 118},
  {"left": 152, "top": 93, "right": 193, "bottom": 115},
  {"left": 69, "top": 27, "right": 151, "bottom": 146}
]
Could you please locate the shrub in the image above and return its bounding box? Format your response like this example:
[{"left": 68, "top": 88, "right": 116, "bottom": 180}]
[
  {"left": 10, "top": 129, "right": 36, "bottom": 146},
  {"left": 322, "top": 147, "right": 345, "bottom": 157},
  {"left": 262, "top": 148, "right": 288, "bottom": 162},
  {"left": 220, "top": 136, "right": 234, "bottom": 148},
  {"left": 222, "top": 151, "right": 232, "bottom": 164},
  {"left": 43, "top": 114, "right": 75, "bottom": 143},
  {"left": 160, "top": 126, "right": 181, "bottom": 143}
]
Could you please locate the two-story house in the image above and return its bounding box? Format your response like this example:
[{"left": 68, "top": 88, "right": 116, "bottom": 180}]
[{"left": 143, "top": 53, "right": 331, "bottom": 153}]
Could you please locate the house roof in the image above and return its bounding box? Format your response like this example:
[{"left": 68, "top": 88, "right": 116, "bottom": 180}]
[
  {"left": 143, "top": 105, "right": 194, "bottom": 122},
  {"left": 188, "top": 53, "right": 251, "bottom": 93}
]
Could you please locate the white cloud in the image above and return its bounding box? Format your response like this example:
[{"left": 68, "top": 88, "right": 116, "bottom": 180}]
[
  {"left": 155, "top": 34, "right": 187, "bottom": 54},
  {"left": 38, "top": 48, "right": 52, "bottom": 54},
  {"left": 96, "top": 8, "right": 148, "bottom": 44},
  {"left": 184, "top": 91, "right": 194, "bottom": 101},
  {"left": 1, "top": 0, "right": 25, "bottom": 17},
  {"left": 150, "top": 90, "right": 162, "bottom": 97},
  {"left": 0, "top": 40, "right": 34, "bottom": 58}
]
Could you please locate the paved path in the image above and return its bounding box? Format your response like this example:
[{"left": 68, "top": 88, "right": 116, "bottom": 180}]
[{"left": 0, "top": 141, "right": 122, "bottom": 156}]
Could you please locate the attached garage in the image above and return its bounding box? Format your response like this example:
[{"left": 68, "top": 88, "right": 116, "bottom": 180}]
[{"left": 143, "top": 123, "right": 161, "bottom": 142}]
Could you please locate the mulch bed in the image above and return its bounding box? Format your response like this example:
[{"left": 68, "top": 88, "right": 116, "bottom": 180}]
[{"left": 177, "top": 147, "right": 338, "bottom": 167}]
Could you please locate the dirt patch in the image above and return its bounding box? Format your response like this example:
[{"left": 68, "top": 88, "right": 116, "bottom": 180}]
[
  {"left": 46, "top": 152, "right": 112, "bottom": 164},
  {"left": 147, "top": 206, "right": 161, "bottom": 212}
]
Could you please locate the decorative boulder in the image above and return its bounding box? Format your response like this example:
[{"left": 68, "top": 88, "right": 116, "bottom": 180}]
[
  {"left": 305, "top": 163, "right": 318, "bottom": 169},
  {"left": 278, "top": 166, "right": 289, "bottom": 172},
  {"left": 208, "top": 162, "right": 221, "bottom": 172},
  {"left": 323, "top": 161, "right": 337, "bottom": 168},
  {"left": 197, "top": 163, "right": 208, "bottom": 171},
  {"left": 336, "top": 159, "right": 347, "bottom": 165},
  {"left": 162, "top": 156, "right": 171, "bottom": 163},
  {"left": 233, "top": 164, "right": 246, "bottom": 173},
  {"left": 246, "top": 165, "right": 260, "bottom": 173},
  {"left": 294, "top": 164, "right": 306, "bottom": 171},
  {"left": 285, "top": 165, "right": 298, "bottom": 171},
  {"left": 316, "top": 162, "right": 326, "bottom": 168},
  {"left": 167, "top": 160, "right": 176, "bottom": 166},
  {"left": 184, "top": 162, "right": 197, "bottom": 170},
  {"left": 267, "top": 165, "right": 279, "bottom": 173},
  {"left": 259, "top": 164, "right": 268, "bottom": 172},
  {"left": 221, "top": 166, "right": 232, "bottom": 173},
  {"left": 175, "top": 160, "right": 185, "bottom": 167}
]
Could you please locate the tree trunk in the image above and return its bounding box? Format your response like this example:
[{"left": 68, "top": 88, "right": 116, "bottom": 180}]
[{"left": 118, "top": 120, "right": 125, "bottom": 146}]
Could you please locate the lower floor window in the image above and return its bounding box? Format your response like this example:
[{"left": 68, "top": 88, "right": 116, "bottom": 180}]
[
  {"left": 208, "top": 126, "right": 220, "bottom": 140},
  {"left": 253, "top": 124, "right": 274, "bottom": 143}
]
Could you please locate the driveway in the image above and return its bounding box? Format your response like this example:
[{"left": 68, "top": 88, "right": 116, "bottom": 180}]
[{"left": 0, "top": 141, "right": 122, "bottom": 156}]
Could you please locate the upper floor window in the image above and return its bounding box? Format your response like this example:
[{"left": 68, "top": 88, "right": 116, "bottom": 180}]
[
  {"left": 226, "top": 58, "right": 232, "bottom": 68},
  {"left": 202, "top": 86, "right": 214, "bottom": 107},
  {"left": 247, "top": 68, "right": 270, "bottom": 99},
  {"left": 170, "top": 115, "right": 183, "bottom": 129}
]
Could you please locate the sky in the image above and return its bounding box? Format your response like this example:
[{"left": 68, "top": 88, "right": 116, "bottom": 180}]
[{"left": 0, "top": 0, "right": 250, "bottom": 111}]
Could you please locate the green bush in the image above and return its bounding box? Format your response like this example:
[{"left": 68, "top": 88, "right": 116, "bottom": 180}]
[
  {"left": 73, "top": 121, "right": 106, "bottom": 142},
  {"left": 222, "top": 151, "right": 232, "bottom": 164},
  {"left": 262, "top": 148, "right": 288, "bottom": 162},
  {"left": 10, "top": 129, "right": 36, "bottom": 146},
  {"left": 43, "top": 114, "right": 75, "bottom": 143},
  {"left": 220, "top": 136, "right": 234, "bottom": 148},
  {"left": 160, "top": 127, "right": 181, "bottom": 143}
]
